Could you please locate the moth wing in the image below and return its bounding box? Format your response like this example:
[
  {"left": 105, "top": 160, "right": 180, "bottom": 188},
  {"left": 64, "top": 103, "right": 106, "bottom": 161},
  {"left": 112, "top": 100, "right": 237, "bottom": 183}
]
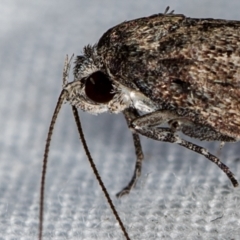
[{"left": 98, "top": 14, "right": 240, "bottom": 139}]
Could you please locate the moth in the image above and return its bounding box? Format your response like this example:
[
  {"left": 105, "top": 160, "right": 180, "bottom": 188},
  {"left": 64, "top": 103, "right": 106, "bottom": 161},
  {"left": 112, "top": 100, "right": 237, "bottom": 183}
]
[{"left": 39, "top": 7, "right": 240, "bottom": 240}]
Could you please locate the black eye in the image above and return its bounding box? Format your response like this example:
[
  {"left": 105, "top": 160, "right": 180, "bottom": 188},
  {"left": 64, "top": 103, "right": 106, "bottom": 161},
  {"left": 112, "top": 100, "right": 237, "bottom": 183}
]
[{"left": 85, "top": 71, "right": 115, "bottom": 103}]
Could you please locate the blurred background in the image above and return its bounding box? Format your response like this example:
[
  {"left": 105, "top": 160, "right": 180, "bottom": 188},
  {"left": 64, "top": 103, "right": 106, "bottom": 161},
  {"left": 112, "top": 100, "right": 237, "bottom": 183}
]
[{"left": 1, "top": 0, "right": 240, "bottom": 239}]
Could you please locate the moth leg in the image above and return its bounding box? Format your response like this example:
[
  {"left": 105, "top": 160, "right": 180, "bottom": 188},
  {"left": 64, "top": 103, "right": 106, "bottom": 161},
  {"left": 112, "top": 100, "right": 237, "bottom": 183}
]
[
  {"left": 116, "top": 109, "right": 182, "bottom": 197},
  {"left": 131, "top": 111, "right": 239, "bottom": 187},
  {"left": 132, "top": 110, "right": 179, "bottom": 128},
  {"left": 116, "top": 133, "right": 143, "bottom": 197},
  {"left": 116, "top": 110, "right": 184, "bottom": 197},
  {"left": 116, "top": 108, "right": 144, "bottom": 198}
]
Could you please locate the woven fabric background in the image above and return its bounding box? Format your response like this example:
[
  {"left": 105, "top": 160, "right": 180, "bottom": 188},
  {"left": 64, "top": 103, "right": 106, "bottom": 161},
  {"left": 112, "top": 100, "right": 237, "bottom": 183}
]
[{"left": 1, "top": 1, "right": 240, "bottom": 239}]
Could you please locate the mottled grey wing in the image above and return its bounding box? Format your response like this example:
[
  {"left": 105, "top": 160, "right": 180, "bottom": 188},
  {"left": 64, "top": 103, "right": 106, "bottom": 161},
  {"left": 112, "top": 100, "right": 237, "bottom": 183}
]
[{"left": 98, "top": 14, "right": 240, "bottom": 139}]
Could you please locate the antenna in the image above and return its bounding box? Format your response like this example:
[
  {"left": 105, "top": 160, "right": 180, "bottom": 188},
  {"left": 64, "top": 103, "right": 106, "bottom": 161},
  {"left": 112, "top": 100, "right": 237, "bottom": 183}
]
[
  {"left": 38, "top": 90, "right": 66, "bottom": 240},
  {"left": 39, "top": 56, "right": 130, "bottom": 240}
]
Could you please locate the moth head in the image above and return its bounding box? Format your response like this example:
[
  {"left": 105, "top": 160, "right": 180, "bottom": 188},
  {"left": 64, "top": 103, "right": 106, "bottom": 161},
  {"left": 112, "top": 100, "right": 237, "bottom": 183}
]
[{"left": 63, "top": 46, "right": 131, "bottom": 114}]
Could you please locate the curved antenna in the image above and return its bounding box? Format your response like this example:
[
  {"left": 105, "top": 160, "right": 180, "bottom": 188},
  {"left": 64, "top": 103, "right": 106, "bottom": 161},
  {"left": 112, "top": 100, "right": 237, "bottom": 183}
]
[
  {"left": 39, "top": 55, "right": 72, "bottom": 239},
  {"left": 39, "top": 55, "right": 130, "bottom": 240},
  {"left": 39, "top": 90, "right": 66, "bottom": 240},
  {"left": 71, "top": 106, "right": 130, "bottom": 240}
]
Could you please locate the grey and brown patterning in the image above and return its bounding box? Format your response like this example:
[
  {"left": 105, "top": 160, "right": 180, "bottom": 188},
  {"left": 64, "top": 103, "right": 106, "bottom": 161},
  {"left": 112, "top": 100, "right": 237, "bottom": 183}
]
[
  {"left": 39, "top": 7, "right": 240, "bottom": 240},
  {"left": 71, "top": 9, "right": 240, "bottom": 192}
]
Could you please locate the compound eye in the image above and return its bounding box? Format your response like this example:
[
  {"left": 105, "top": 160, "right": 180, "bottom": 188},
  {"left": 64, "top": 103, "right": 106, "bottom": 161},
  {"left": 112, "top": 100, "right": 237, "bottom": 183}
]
[{"left": 85, "top": 71, "right": 115, "bottom": 103}]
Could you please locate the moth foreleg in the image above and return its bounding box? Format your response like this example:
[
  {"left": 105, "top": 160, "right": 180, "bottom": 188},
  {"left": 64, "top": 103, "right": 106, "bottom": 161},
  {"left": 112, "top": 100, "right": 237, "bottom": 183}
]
[{"left": 116, "top": 108, "right": 144, "bottom": 198}]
